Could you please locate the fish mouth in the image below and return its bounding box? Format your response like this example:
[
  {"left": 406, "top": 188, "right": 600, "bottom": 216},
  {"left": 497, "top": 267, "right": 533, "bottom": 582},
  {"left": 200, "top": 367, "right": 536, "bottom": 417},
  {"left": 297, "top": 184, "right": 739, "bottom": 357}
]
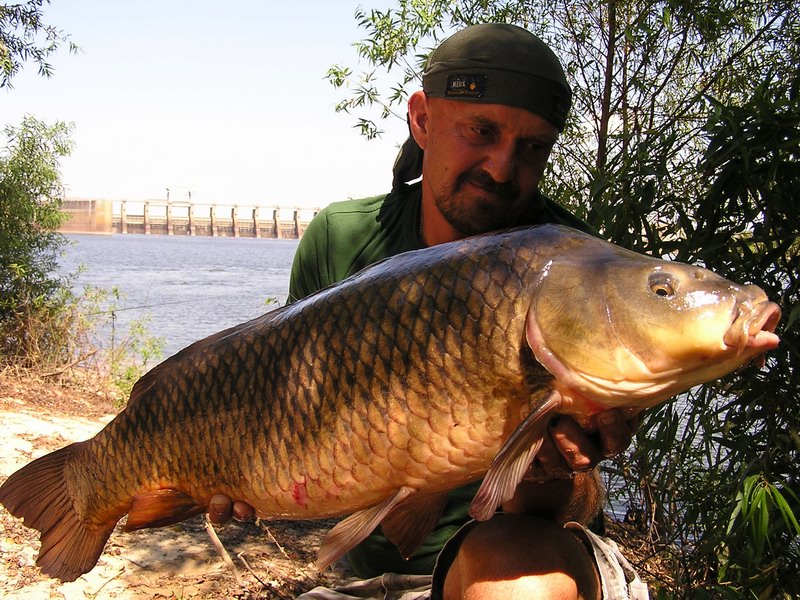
[{"left": 723, "top": 300, "right": 782, "bottom": 368}]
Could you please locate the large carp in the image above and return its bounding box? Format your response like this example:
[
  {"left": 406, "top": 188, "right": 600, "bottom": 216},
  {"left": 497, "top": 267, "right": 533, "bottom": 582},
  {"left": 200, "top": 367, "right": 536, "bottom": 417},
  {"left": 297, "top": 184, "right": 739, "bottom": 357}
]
[{"left": 0, "top": 224, "right": 781, "bottom": 582}]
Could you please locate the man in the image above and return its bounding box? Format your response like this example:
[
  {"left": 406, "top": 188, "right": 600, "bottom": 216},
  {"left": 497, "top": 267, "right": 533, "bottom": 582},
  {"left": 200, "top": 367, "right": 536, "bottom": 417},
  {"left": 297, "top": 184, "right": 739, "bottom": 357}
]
[{"left": 211, "top": 23, "right": 648, "bottom": 599}]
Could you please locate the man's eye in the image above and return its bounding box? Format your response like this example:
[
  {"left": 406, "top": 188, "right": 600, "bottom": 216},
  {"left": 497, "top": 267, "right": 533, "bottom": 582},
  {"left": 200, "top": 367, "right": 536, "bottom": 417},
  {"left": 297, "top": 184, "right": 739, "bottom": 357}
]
[
  {"left": 519, "top": 142, "right": 551, "bottom": 162},
  {"left": 521, "top": 142, "right": 546, "bottom": 154},
  {"left": 471, "top": 126, "right": 492, "bottom": 137}
]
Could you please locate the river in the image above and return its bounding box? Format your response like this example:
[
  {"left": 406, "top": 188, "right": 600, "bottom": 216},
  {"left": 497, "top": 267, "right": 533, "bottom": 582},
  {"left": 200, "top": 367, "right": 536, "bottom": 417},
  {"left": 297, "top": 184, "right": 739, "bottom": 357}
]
[{"left": 60, "top": 233, "right": 299, "bottom": 359}]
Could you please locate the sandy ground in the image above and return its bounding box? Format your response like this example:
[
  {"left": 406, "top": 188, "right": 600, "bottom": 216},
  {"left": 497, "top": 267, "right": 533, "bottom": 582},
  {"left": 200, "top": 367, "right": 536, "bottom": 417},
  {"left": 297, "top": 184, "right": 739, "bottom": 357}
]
[{"left": 0, "top": 373, "right": 338, "bottom": 599}]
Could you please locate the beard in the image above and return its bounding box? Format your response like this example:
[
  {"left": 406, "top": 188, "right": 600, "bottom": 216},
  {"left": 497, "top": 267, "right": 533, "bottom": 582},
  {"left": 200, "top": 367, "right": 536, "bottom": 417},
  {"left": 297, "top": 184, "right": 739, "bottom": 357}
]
[{"left": 433, "top": 168, "right": 528, "bottom": 236}]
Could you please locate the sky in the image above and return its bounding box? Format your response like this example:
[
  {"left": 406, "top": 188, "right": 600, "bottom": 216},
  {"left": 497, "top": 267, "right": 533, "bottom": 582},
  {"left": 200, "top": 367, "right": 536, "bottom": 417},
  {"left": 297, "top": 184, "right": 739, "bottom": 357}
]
[{"left": 3, "top": 0, "right": 410, "bottom": 209}]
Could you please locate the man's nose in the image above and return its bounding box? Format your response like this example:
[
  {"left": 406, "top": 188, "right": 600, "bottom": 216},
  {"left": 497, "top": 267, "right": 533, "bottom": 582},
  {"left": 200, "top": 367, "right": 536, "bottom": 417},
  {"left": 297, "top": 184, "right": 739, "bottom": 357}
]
[{"left": 482, "top": 141, "right": 516, "bottom": 183}]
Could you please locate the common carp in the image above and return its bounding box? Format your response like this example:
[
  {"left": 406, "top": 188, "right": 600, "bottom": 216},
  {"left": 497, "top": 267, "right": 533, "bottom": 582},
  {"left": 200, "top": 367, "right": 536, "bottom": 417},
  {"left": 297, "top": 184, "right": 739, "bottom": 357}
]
[{"left": 0, "top": 224, "right": 781, "bottom": 582}]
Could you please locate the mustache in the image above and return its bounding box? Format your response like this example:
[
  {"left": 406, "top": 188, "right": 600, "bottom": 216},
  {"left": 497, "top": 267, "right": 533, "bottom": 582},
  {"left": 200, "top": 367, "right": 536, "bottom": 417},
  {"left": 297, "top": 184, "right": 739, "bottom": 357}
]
[{"left": 456, "top": 168, "right": 520, "bottom": 202}]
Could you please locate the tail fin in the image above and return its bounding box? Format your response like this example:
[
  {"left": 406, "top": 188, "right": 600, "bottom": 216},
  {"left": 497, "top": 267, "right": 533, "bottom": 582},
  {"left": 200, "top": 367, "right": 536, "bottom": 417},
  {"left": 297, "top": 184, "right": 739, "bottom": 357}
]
[{"left": 0, "top": 442, "right": 116, "bottom": 582}]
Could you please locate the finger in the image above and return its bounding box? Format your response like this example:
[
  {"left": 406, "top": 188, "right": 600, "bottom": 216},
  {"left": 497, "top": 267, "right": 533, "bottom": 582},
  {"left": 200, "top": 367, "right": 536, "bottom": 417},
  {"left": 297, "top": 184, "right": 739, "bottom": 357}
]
[
  {"left": 549, "top": 416, "right": 602, "bottom": 471},
  {"left": 529, "top": 425, "right": 572, "bottom": 479},
  {"left": 595, "top": 409, "right": 635, "bottom": 458},
  {"left": 233, "top": 501, "right": 255, "bottom": 522},
  {"left": 208, "top": 493, "right": 233, "bottom": 524}
]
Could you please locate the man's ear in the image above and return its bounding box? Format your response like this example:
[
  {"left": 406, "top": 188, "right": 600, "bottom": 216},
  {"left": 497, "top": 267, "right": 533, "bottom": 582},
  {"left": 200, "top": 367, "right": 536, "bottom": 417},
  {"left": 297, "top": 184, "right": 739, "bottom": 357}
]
[{"left": 407, "top": 91, "right": 430, "bottom": 150}]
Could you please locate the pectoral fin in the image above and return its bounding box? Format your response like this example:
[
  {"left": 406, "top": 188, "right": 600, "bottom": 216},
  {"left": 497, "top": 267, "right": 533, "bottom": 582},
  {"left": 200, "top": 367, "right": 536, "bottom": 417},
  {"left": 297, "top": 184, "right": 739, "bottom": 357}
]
[
  {"left": 124, "top": 489, "right": 205, "bottom": 531},
  {"left": 381, "top": 492, "right": 449, "bottom": 559},
  {"left": 317, "top": 486, "right": 416, "bottom": 571},
  {"left": 469, "top": 391, "right": 562, "bottom": 521}
]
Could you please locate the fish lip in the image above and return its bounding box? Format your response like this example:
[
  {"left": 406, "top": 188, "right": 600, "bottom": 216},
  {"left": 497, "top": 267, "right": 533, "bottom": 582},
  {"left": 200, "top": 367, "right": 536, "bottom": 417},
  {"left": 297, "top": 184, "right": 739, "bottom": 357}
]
[{"left": 723, "top": 301, "right": 782, "bottom": 366}]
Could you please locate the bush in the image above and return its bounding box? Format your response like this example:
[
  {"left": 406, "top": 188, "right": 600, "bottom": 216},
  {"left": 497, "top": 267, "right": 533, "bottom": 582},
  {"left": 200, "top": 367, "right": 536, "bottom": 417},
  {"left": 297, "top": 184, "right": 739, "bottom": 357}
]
[
  {"left": 0, "top": 117, "right": 164, "bottom": 394},
  {"left": 604, "top": 71, "right": 800, "bottom": 598},
  {"left": 0, "top": 116, "right": 75, "bottom": 369}
]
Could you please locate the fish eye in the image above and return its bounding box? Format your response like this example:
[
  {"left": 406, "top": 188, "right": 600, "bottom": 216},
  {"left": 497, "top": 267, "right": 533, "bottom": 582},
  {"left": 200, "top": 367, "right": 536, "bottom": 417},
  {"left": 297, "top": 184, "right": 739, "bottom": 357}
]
[{"left": 648, "top": 273, "right": 675, "bottom": 298}]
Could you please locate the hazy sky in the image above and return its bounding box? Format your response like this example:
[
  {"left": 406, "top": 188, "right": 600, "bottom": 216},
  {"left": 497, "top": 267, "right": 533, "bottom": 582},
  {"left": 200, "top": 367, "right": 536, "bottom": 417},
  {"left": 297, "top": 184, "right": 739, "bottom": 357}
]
[{"left": 3, "top": 0, "right": 410, "bottom": 209}]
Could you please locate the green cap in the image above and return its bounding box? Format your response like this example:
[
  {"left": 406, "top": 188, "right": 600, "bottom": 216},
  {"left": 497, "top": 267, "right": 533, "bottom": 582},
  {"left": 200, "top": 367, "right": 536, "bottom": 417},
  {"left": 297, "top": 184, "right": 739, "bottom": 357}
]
[{"left": 422, "top": 23, "right": 572, "bottom": 131}]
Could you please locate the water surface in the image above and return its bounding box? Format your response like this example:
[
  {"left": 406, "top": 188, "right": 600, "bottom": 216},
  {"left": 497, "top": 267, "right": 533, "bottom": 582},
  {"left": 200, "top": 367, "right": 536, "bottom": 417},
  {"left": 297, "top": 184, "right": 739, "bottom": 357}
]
[{"left": 61, "top": 234, "right": 299, "bottom": 358}]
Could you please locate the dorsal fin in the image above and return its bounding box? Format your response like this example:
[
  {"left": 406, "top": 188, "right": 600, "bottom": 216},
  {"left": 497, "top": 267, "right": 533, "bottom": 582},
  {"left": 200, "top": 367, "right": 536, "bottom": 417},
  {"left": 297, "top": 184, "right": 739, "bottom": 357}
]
[{"left": 126, "top": 311, "right": 282, "bottom": 408}]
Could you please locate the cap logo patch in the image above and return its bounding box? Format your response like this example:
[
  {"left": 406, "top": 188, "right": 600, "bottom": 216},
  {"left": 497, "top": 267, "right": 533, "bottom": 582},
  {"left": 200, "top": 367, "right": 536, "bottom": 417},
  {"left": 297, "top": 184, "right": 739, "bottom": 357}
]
[{"left": 445, "top": 74, "right": 487, "bottom": 98}]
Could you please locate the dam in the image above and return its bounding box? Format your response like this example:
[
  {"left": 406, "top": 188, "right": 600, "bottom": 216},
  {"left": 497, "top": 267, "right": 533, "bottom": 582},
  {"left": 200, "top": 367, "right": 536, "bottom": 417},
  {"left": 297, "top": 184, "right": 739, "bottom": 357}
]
[{"left": 59, "top": 198, "right": 320, "bottom": 239}]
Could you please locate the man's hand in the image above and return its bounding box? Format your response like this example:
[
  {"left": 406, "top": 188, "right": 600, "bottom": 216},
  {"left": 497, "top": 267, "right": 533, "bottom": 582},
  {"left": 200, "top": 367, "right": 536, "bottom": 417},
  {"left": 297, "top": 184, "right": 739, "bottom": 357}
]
[
  {"left": 207, "top": 493, "right": 255, "bottom": 525},
  {"left": 502, "top": 409, "right": 637, "bottom": 522},
  {"left": 526, "top": 408, "right": 639, "bottom": 481}
]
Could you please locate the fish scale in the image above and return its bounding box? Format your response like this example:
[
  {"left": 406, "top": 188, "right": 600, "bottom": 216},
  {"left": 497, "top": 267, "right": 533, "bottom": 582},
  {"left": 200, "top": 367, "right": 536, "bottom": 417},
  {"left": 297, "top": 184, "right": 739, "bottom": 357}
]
[{"left": 0, "top": 224, "right": 781, "bottom": 583}]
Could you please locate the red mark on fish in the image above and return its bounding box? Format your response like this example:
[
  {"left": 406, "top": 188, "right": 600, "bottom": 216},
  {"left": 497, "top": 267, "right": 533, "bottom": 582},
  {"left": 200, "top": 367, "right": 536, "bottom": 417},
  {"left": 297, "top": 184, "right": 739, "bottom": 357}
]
[{"left": 292, "top": 477, "right": 308, "bottom": 507}]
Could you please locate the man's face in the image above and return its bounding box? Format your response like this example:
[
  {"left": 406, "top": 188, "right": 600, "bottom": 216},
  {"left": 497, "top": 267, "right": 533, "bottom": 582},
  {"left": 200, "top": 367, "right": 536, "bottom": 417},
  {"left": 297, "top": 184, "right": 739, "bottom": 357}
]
[{"left": 412, "top": 94, "right": 559, "bottom": 238}]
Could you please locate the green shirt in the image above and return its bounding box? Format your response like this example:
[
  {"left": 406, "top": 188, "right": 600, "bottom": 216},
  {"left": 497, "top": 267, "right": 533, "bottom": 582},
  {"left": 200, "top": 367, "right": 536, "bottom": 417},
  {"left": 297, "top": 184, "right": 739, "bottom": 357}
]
[{"left": 287, "top": 181, "right": 594, "bottom": 577}]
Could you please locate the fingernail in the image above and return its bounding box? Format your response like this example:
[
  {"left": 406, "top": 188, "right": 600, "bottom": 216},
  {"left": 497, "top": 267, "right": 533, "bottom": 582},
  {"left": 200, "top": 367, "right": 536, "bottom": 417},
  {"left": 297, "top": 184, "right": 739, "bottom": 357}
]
[{"left": 233, "top": 502, "right": 255, "bottom": 521}]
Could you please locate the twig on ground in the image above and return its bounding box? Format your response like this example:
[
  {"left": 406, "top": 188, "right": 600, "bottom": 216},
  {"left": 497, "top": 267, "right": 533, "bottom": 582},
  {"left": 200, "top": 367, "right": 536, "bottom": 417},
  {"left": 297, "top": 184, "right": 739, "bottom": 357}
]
[
  {"left": 40, "top": 350, "right": 98, "bottom": 378},
  {"left": 260, "top": 522, "right": 323, "bottom": 588},
  {"left": 261, "top": 523, "right": 291, "bottom": 561},
  {"left": 84, "top": 566, "right": 126, "bottom": 599},
  {"left": 237, "top": 552, "right": 269, "bottom": 588},
  {"left": 204, "top": 516, "right": 246, "bottom": 588}
]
